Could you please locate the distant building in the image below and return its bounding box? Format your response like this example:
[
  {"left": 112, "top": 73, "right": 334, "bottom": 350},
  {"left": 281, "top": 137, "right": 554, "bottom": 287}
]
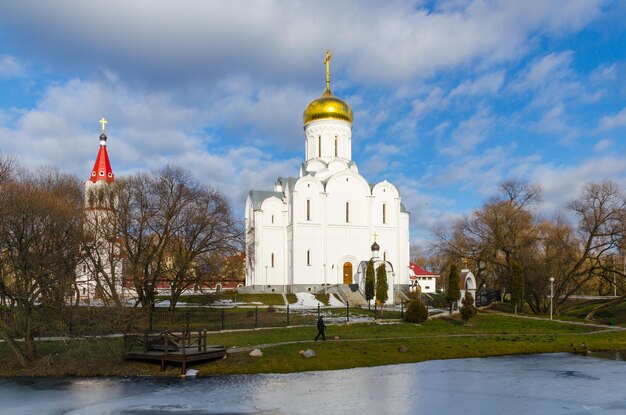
[
  {"left": 408, "top": 263, "right": 440, "bottom": 294},
  {"left": 459, "top": 268, "right": 477, "bottom": 306}
]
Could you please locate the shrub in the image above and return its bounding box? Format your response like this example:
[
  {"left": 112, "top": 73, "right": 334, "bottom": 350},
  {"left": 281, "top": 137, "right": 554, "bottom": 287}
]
[
  {"left": 404, "top": 298, "right": 428, "bottom": 323},
  {"left": 460, "top": 292, "right": 477, "bottom": 324}
]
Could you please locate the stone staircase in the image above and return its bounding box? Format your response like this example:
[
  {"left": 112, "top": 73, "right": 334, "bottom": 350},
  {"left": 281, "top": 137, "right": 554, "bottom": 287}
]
[
  {"left": 328, "top": 284, "right": 367, "bottom": 307},
  {"left": 394, "top": 286, "right": 409, "bottom": 304}
]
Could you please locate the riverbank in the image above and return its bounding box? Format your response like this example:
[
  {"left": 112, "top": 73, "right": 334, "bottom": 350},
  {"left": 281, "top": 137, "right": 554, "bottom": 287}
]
[{"left": 2, "top": 313, "right": 625, "bottom": 377}]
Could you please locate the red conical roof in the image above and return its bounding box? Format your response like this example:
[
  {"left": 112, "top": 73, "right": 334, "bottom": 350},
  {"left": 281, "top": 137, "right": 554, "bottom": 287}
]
[{"left": 89, "top": 133, "right": 114, "bottom": 183}]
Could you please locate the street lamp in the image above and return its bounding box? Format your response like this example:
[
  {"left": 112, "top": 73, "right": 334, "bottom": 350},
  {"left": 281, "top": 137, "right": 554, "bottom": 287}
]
[
  {"left": 391, "top": 271, "right": 396, "bottom": 307},
  {"left": 549, "top": 277, "right": 555, "bottom": 321},
  {"left": 265, "top": 265, "right": 268, "bottom": 293},
  {"left": 323, "top": 263, "right": 327, "bottom": 294}
]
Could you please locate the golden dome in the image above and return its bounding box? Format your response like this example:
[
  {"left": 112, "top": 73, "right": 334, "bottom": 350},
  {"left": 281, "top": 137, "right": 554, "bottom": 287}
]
[
  {"left": 303, "top": 88, "right": 353, "bottom": 125},
  {"left": 303, "top": 50, "right": 353, "bottom": 125}
]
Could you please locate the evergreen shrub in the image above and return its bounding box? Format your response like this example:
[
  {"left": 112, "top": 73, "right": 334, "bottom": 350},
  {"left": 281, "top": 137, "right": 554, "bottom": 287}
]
[{"left": 405, "top": 298, "right": 428, "bottom": 323}]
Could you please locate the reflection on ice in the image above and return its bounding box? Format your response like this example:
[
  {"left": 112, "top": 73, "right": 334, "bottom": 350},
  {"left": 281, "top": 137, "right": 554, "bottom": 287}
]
[{"left": 1, "top": 353, "right": 626, "bottom": 415}]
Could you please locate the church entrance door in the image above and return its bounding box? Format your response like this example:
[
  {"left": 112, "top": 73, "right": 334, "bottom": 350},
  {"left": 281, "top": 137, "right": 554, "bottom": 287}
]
[{"left": 343, "top": 262, "right": 353, "bottom": 284}]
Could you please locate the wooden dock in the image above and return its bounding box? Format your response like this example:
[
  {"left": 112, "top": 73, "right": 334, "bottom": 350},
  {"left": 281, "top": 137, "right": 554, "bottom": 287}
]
[{"left": 124, "top": 330, "right": 227, "bottom": 374}]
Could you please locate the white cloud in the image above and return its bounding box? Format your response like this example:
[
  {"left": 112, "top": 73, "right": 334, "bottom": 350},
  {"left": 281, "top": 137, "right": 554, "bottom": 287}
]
[
  {"left": 0, "top": 1, "right": 602, "bottom": 86},
  {"left": 593, "top": 139, "right": 611, "bottom": 152},
  {"left": 511, "top": 51, "right": 574, "bottom": 92},
  {"left": 0, "top": 77, "right": 302, "bottom": 212},
  {"left": 0, "top": 55, "right": 24, "bottom": 78},
  {"left": 449, "top": 70, "right": 505, "bottom": 97},
  {"left": 598, "top": 107, "right": 626, "bottom": 131},
  {"left": 440, "top": 108, "right": 495, "bottom": 156},
  {"left": 530, "top": 156, "right": 626, "bottom": 214}
]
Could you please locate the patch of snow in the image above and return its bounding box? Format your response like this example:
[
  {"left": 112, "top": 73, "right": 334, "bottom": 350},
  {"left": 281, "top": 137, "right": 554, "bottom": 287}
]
[
  {"left": 328, "top": 294, "right": 344, "bottom": 307},
  {"left": 290, "top": 292, "right": 324, "bottom": 309},
  {"left": 185, "top": 369, "right": 198, "bottom": 377}
]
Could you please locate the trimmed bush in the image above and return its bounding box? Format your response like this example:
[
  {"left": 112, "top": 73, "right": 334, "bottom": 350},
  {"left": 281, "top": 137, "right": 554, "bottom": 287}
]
[{"left": 405, "top": 298, "right": 428, "bottom": 323}]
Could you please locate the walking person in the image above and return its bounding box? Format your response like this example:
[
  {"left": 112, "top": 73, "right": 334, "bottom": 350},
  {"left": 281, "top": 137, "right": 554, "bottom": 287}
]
[{"left": 315, "top": 316, "right": 326, "bottom": 341}]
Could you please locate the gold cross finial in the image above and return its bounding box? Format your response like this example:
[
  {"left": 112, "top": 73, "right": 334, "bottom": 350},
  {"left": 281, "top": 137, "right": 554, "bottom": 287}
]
[
  {"left": 99, "top": 117, "right": 108, "bottom": 133},
  {"left": 462, "top": 257, "right": 469, "bottom": 268},
  {"left": 324, "top": 49, "right": 332, "bottom": 92},
  {"left": 373, "top": 232, "right": 377, "bottom": 242}
]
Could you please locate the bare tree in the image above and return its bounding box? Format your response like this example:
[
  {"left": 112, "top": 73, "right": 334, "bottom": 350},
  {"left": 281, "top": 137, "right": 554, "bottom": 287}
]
[
  {"left": 434, "top": 178, "right": 626, "bottom": 315},
  {"left": 0, "top": 167, "right": 84, "bottom": 366},
  {"left": 116, "top": 166, "right": 243, "bottom": 309}
]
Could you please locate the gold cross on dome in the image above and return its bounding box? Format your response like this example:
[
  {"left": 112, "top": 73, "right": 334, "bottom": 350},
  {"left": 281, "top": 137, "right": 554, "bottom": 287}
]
[
  {"left": 373, "top": 232, "right": 377, "bottom": 242},
  {"left": 324, "top": 49, "right": 332, "bottom": 91},
  {"left": 462, "top": 257, "right": 468, "bottom": 268},
  {"left": 99, "top": 117, "right": 108, "bottom": 133}
]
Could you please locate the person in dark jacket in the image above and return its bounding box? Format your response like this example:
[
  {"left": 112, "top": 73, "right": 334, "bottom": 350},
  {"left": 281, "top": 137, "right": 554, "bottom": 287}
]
[{"left": 315, "top": 316, "right": 327, "bottom": 341}]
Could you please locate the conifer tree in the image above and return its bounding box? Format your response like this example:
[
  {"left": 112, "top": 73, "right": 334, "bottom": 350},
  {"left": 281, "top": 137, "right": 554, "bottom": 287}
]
[
  {"left": 365, "top": 259, "right": 375, "bottom": 310},
  {"left": 376, "top": 263, "right": 389, "bottom": 313},
  {"left": 446, "top": 264, "right": 461, "bottom": 315},
  {"left": 460, "top": 291, "right": 477, "bottom": 324}
]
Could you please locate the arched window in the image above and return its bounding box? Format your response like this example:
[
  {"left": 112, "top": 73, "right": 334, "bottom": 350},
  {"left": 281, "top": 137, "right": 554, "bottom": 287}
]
[
  {"left": 383, "top": 251, "right": 387, "bottom": 261},
  {"left": 334, "top": 135, "right": 338, "bottom": 157},
  {"left": 307, "top": 250, "right": 311, "bottom": 266},
  {"left": 382, "top": 203, "right": 387, "bottom": 224},
  {"left": 306, "top": 199, "right": 311, "bottom": 221},
  {"left": 345, "top": 201, "right": 350, "bottom": 223},
  {"left": 271, "top": 214, "right": 274, "bottom": 224},
  {"left": 318, "top": 135, "right": 322, "bottom": 157},
  {"left": 271, "top": 253, "right": 275, "bottom": 268}
]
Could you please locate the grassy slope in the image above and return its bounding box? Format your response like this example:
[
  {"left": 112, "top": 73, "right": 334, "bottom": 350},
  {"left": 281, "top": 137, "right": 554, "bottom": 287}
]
[{"left": 1, "top": 314, "right": 624, "bottom": 377}]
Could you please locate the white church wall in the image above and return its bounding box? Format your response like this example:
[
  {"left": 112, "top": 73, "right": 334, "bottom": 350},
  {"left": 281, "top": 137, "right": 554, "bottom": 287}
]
[
  {"left": 292, "top": 223, "right": 323, "bottom": 285},
  {"left": 325, "top": 172, "right": 370, "bottom": 226}
]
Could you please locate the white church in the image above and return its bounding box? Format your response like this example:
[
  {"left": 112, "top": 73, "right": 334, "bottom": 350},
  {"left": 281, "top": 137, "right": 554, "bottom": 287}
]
[{"left": 244, "top": 52, "right": 410, "bottom": 304}]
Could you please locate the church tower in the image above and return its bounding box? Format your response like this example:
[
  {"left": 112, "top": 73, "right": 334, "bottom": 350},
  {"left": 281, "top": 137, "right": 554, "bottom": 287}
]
[
  {"left": 84, "top": 117, "right": 115, "bottom": 207},
  {"left": 77, "top": 118, "right": 125, "bottom": 304},
  {"left": 301, "top": 50, "right": 354, "bottom": 177}
]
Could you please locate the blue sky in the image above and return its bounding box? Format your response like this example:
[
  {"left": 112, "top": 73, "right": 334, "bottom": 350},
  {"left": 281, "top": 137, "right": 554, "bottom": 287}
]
[{"left": 0, "top": 0, "right": 625, "bottom": 250}]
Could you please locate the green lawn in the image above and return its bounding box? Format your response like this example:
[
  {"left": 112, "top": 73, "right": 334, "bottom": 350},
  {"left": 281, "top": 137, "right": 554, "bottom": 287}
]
[{"left": 2, "top": 313, "right": 623, "bottom": 377}]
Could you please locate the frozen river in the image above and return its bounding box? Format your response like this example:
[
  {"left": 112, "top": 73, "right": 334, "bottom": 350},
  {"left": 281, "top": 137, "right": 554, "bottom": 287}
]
[{"left": 2, "top": 353, "right": 625, "bottom": 414}]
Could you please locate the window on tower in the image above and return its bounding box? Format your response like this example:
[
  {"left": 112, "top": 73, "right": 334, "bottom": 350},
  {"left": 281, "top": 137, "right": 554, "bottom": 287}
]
[
  {"left": 382, "top": 203, "right": 387, "bottom": 224},
  {"left": 271, "top": 253, "right": 275, "bottom": 268},
  {"left": 334, "top": 135, "right": 338, "bottom": 157},
  {"left": 307, "top": 250, "right": 311, "bottom": 266},
  {"left": 318, "top": 135, "right": 322, "bottom": 157},
  {"left": 306, "top": 199, "right": 311, "bottom": 221},
  {"left": 345, "top": 201, "right": 350, "bottom": 223}
]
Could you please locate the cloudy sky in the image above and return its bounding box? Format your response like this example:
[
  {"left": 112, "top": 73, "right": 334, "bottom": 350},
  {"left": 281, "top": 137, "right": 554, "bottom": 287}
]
[{"left": 1, "top": 0, "right": 625, "bottom": 248}]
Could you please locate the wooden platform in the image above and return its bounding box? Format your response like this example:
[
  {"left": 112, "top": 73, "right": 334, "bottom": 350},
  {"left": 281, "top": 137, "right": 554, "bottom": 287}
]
[{"left": 124, "top": 331, "right": 227, "bottom": 374}]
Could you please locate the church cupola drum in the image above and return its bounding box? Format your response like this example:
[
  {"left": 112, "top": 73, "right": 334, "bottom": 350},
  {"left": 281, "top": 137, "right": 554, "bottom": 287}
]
[{"left": 244, "top": 51, "right": 411, "bottom": 304}]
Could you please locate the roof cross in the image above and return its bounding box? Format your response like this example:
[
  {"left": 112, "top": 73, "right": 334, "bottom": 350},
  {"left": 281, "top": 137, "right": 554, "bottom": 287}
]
[
  {"left": 373, "top": 232, "right": 377, "bottom": 242},
  {"left": 324, "top": 49, "right": 332, "bottom": 92},
  {"left": 99, "top": 117, "right": 108, "bottom": 133}
]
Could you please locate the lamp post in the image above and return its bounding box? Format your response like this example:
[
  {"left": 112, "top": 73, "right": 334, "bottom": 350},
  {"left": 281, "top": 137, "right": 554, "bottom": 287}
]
[
  {"left": 323, "top": 263, "right": 327, "bottom": 294},
  {"left": 549, "top": 277, "right": 555, "bottom": 321},
  {"left": 265, "top": 265, "right": 268, "bottom": 293},
  {"left": 391, "top": 271, "right": 396, "bottom": 307}
]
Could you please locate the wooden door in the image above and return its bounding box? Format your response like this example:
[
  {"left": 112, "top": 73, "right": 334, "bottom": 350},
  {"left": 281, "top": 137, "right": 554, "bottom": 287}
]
[{"left": 343, "top": 262, "right": 353, "bottom": 284}]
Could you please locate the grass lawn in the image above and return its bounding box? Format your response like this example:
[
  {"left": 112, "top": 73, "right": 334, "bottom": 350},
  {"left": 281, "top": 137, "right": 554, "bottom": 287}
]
[
  {"left": 1, "top": 314, "right": 624, "bottom": 377},
  {"left": 490, "top": 298, "right": 626, "bottom": 327}
]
